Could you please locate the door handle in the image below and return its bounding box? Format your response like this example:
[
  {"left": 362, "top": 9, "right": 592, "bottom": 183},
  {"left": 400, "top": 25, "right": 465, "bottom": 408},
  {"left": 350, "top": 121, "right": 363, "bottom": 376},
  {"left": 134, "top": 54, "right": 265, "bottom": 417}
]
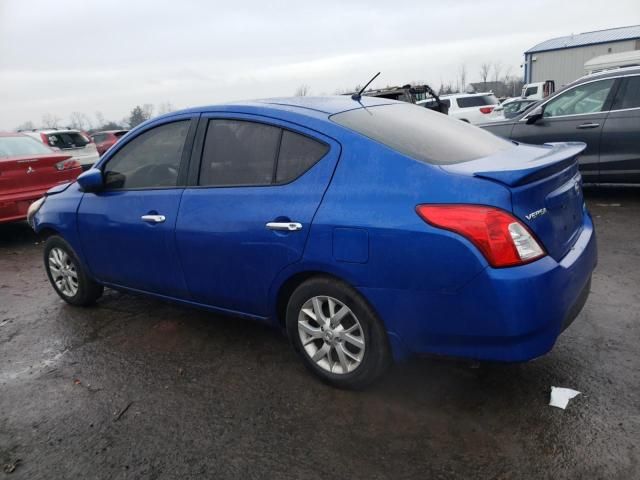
[
  {"left": 265, "top": 222, "right": 302, "bottom": 231},
  {"left": 576, "top": 123, "right": 600, "bottom": 129},
  {"left": 141, "top": 214, "right": 166, "bottom": 224}
]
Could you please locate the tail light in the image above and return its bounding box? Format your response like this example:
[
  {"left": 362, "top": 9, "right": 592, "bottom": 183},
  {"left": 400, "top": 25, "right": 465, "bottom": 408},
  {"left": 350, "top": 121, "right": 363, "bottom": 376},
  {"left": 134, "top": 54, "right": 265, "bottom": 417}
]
[
  {"left": 479, "top": 106, "right": 495, "bottom": 114},
  {"left": 55, "top": 159, "right": 81, "bottom": 171},
  {"left": 416, "top": 205, "right": 546, "bottom": 268}
]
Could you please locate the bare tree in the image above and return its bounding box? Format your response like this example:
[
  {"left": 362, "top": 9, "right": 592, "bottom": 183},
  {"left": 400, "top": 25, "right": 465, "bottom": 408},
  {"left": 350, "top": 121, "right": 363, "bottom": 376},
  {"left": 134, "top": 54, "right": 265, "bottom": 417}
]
[
  {"left": 95, "top": 111, "right": 106, "bottom": 129},
  {"left": 16, "top": 120, "right": 35, "bottom": 131},
  {"left": 157, "top": 102, "right": 174, "bottom": 115},
  {"left": 294, "top": 84, "right": 310, "bottom": 96},
  {"left": 479, "top": 62, "right": 491, "bottom": 89},
  {"left": 492, "top": 61, "right": 502, "bottom": 85},
  {"left": 142, "top": 104, "right": 155, "bottom": 120},
  {"left": 69, "top": 112, "right": 92, "bottom": 131},
  {"left": 41, "top": 113, "right": 62, "bottom": 128},
  {"left": 458, "top": 64, "right": 467, "bottom": 93}
]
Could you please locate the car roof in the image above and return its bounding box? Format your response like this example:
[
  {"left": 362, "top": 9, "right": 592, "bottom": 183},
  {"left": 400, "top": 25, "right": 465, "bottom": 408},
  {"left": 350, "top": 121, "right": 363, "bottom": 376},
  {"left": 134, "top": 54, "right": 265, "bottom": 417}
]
[
  {"left": 22, "top": 128, "right": 82, "bottom": 134},
  {"left": 175, "top": 95, "right": 399, "bottom": 117},
  {"left": 439, "top": 92, "right": 496, "bottom": 99},
  {"left": 571, "top": 65, "right": 640, "bottom": 85}
]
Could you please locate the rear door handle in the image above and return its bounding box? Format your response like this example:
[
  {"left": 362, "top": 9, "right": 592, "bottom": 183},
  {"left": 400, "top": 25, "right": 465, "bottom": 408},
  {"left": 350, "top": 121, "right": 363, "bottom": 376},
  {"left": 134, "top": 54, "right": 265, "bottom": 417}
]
[
  {"left": 266, "top": 222, "right": 302, "bottom": 231},
  {"left": 141, "top": 214, "right": 166, "bottom": 224},
  {"left": 576, "top": 123, "right": 600, "bottom": 129}
]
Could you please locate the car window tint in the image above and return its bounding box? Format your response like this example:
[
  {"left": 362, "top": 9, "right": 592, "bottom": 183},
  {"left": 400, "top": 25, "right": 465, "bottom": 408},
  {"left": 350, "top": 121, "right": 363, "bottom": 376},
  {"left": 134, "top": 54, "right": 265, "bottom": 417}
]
[
  {"left": 199, "top": 119, "right": 280, "bottom": 187},
  {"left": 103, "top": 120, "right": 189, "bottom": 189},
  {"left": 525, "top": 86, "right": 538, "bottom": 96},
  {"left": 331, "top": 103, "right": 512, "bottom": 165},
  {"left": 275, "top": 130, "right": 328, "bottom": 183},
  {"left": 544, "top": 79, "right": 614, "bottom": 117},
  {"left": 457, "top": 95, "right": 498, "bottom": 108},
  {"left": 114, "top": 131, "right": 128, "bottom": 137},
  {"left": 45, "top": 132, "right": 89, "bottom": 148},
  {"left": 612, "top": 76, "right": 640, "bottom": 110}
]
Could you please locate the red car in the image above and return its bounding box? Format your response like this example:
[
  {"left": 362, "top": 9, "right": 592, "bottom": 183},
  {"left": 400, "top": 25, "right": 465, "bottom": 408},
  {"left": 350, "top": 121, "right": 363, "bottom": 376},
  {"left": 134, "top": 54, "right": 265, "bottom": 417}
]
[
  {"left": 0, "top": 133, "right": 82, "bottom": 224},
  {"left": 91, "top": 130, "right": 128, "bottom": 156}
]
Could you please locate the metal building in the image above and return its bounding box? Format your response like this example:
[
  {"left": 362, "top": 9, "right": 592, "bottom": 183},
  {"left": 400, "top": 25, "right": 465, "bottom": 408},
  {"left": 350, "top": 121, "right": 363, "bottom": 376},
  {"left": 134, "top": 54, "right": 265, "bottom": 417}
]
[{"left": 524, "top": 25, "right": 640, "bottom": 87}]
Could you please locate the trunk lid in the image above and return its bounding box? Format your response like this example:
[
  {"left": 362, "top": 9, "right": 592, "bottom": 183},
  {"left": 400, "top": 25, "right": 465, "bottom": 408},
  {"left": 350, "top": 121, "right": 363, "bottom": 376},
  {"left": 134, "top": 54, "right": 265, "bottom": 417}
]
[
  {"left": 442, "top": 142, "right": 587, "bottom": 261},
  {"left": 0, "top": 153, "right": 74, "bottom": 195}
]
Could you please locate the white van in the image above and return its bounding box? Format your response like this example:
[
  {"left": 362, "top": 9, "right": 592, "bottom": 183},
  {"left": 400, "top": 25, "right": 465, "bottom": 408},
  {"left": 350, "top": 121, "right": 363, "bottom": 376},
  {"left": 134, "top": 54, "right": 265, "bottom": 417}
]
[{"left": 584, "top": 50, "right": 640, "bottom": 74}]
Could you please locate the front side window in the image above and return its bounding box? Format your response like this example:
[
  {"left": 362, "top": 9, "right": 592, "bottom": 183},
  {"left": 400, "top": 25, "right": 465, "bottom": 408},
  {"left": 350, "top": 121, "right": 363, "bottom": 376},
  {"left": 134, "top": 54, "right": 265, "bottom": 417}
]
[
  {"left": 611, "top": 76, "right": 640, "bottom": 110},
  {"left": 543, "top": 79, "right": 614, "bottom": 118},
  {"left": 103, "top": 120, "right": 189, "bottom": 189}
]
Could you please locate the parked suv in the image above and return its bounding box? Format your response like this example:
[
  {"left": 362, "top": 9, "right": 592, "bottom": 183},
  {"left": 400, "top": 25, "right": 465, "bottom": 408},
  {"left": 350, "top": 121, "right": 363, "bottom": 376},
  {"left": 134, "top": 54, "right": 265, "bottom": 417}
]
[
  {"left": 419, "top": 92, "right": 499, "bottom": 124},
  {"left": 22, "top": 129, "right": 99, "bottom": 170},
  {"left": 91, "top": 130, "right": 128, "bottom": 156},
  {"left": 480, "top": 66, "right": 640, "bottom": 183}
]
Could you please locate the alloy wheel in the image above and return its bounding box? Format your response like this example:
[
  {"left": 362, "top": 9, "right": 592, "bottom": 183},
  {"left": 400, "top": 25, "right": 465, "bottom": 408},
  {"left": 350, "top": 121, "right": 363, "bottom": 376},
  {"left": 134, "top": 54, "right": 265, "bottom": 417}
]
[
  {"left": 48, "top": 247, "right": 79, "bottom": 298},
  {"left": 298, "top": 295, "right": 365, "bottom": 374}
]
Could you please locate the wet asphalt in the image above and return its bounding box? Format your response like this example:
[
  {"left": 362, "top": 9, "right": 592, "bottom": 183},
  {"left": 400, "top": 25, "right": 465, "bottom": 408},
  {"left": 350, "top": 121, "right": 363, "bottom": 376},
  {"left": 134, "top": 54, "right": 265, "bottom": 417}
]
[{"left": 1, "top": 187, "right": 639, "bottom": 479}]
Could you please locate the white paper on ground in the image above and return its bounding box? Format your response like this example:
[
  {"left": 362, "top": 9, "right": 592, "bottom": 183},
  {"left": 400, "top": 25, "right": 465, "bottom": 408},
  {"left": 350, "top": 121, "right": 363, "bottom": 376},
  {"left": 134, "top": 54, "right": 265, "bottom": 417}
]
[{"left": 549, "top": 387, "right": 581, "bottom": 409}]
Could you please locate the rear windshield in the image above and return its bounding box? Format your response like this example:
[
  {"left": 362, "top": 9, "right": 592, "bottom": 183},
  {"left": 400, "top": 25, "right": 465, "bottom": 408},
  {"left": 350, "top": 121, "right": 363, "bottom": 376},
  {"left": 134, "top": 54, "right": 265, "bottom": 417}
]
[
  {"left": 456, "top": 95, "right": 498, "bottom": 108},
  {"left": 44, "top": 132, "right": 90, "bottom": 149},
  {"left": 331, "top": 103, "right": 512, "bottom": 165},
  {"left": 0, "top": 136, "right": 53, "bottom": 158}
]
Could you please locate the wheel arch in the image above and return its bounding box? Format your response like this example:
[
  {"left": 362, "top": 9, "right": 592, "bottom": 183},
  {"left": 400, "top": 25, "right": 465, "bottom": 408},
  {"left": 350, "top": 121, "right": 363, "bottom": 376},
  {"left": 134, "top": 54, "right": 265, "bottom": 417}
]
[{"left": 273, "top": 268, "right": 411, "bottom": 362}]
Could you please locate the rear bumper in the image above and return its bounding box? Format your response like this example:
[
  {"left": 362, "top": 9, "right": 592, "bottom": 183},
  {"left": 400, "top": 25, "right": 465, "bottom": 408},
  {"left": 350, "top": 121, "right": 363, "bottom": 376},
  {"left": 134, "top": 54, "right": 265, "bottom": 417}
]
[
  {"left": 361, "top": 213, "right": 598, "bottom": 362},
  {"left": 0, "top": 189, "right": 47, "bottom": 224}
]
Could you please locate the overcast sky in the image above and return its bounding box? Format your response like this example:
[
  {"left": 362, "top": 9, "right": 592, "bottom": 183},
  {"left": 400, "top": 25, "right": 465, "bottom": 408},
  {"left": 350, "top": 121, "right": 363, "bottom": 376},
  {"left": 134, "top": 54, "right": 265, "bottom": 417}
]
[{"left": 1, "top": 0, "right": 638, "bottom": 130}]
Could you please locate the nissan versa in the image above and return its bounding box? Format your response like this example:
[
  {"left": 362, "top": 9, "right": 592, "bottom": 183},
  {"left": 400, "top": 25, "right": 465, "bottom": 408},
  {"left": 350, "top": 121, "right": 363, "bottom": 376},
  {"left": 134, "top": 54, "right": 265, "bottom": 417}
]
[{"left": 28, "top": 96, "right": 597, "bottom": 388}]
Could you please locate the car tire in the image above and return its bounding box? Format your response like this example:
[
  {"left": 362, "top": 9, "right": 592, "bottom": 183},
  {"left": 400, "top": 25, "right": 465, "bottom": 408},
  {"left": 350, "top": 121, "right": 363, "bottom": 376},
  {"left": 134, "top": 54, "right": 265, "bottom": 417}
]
[
  {"left": 44, "top": 235, "right": 103, "bottom": 306},
  {"left": 286, "top": 276, "right": 391, "bottom": 389}
]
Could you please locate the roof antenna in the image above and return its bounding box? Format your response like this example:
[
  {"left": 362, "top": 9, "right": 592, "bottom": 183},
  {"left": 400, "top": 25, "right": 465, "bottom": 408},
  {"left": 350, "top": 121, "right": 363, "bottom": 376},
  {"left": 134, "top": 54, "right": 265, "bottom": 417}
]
[{"left": 351, "top": 72, "right": 381, "bottom": 100}]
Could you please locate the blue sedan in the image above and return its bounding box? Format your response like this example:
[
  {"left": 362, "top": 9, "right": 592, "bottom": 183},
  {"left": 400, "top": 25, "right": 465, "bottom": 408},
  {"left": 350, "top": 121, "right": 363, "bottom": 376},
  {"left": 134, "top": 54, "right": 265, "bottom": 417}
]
[{"left": 29, "top": 96, "right": 597, "bottom": 388}]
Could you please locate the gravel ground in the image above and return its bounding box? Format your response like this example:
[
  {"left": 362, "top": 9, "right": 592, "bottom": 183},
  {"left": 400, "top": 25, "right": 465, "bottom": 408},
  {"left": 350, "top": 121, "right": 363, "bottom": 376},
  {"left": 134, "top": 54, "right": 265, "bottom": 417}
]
[{"left": 1, "top": 187, "right": 639, "bottom": 479}]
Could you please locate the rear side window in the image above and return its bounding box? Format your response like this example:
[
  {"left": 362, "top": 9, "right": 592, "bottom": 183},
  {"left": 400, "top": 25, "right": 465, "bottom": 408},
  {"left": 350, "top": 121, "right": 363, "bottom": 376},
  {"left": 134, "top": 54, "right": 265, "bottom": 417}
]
[
  {"left": 612, "top": 76, "right": 640, "bottom": 110},
  {"left": 199, "top": 120, "right": 329, "bottom": 187},
  {"left": 456, "top": 95, "right": 498, "bottom": 108},
  {"left": 331, "top": 103, "right": 512, "bottom": 165},
  {"left": 114, "top": 131, "right": 128, "bottom": 138},
  {"left": 92, "top": 134, "right": 105, "bottom": 143},
  {"left": 525, "top": 86, "right": 538, "bottom": 96},
  {"left": 276, "top": 130, "right": 328, "bottom": 183},
  {"left": 103, "top": 120, "right": 189, "bottom": 189}
]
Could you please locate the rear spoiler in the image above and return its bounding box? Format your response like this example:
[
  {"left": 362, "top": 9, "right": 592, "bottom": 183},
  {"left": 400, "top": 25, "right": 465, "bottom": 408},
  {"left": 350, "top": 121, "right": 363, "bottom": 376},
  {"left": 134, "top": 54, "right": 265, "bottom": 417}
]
[{"left": 442, "top": 142, "right": 586, "bottom": 187}]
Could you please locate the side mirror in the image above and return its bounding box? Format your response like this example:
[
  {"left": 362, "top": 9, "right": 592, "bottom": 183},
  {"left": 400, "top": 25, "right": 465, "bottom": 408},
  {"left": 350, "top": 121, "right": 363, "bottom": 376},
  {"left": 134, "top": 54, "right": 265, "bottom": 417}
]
[
  {"left": 525, "top": 106, "right": 544, "bottom": 124},
  {"left": 77, "top": 168, "right": 104, "bottom": 192}
]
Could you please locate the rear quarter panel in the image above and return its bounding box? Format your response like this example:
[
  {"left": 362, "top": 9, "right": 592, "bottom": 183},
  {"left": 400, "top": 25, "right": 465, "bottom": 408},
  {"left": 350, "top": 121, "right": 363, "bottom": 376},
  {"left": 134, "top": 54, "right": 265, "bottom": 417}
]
[{"left": 286, "top": 130, "right": 513, "bottom": 297}]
